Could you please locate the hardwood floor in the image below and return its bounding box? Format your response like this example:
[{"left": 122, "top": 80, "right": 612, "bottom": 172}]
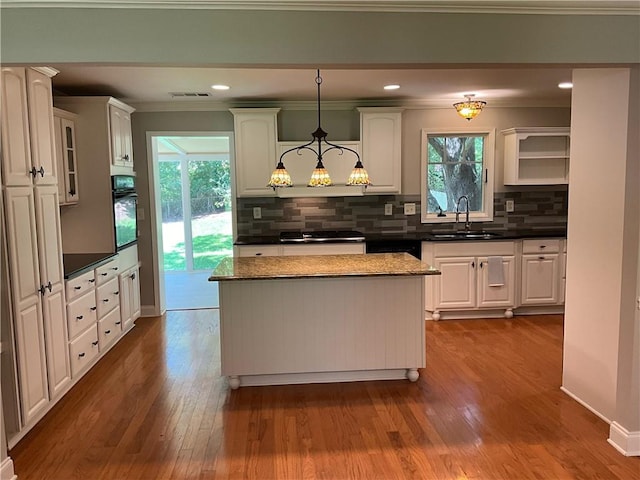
[{"left": 11, "top": 311, "right": 638, "bottom": 479}]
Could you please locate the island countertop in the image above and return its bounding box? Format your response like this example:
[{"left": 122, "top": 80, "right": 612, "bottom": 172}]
[{"left": 208, "top": 253, "right": 440, "bottom": 281}]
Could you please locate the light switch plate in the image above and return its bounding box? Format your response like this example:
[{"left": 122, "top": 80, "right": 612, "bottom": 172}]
[
  {"left": 404, "top": 203, "right": 416, "bottom": 215},
  {"left": 253, "top": 207, "right": 262, "bottom": 219},
  {"left": 385, "top": 203, "right": 393, "bottom": 216}
]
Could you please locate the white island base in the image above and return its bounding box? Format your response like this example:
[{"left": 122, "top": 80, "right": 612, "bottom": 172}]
[{"left": 219, "top": 274, "right": 425, "bottom": 389}]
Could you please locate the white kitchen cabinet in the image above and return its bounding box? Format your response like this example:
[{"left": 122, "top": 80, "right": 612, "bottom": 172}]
[
  {"left": 235, "top": 244, "right": 282, "bottom": 257},
  {"left": 53, "top": 108, "right": 80, "bottom": 205},
  {"left": 281, "top": 243, "right": 365, "bottom": 256},
  {"left": 1, "top": 66, "right": 58, "bottom": 187},
  {"left": 520, "top": 239, "right": 561, "bottom": 305},
  {"left": 503, "top": 127, "right": 570, "bottom": 185},
  {"left": 358, "top": 108, "right": 403, "bottom": 194},
  {"left": 423, "top": 241, "right": 516, "bottom": 320},
  {"left": 119, "top": 266, "right": 141, "bottom": 332},
  {"left": 231, "top": 108, "right": 280, "bottom": 197},
  {"left": 3, "top": 185, "right": 70, "bottom": 424},
  {"left": 109, "top": 103, "right": 134, "bottom": 169}
]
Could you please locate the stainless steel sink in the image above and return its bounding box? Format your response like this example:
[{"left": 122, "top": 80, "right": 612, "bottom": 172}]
[{"left": 430, "top": 232, "right": 503, "bottom": 240}]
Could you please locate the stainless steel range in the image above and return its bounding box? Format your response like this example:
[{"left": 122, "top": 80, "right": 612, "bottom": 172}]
[{"left": 279, "top": 230, "right": 365, "bottom": 243}]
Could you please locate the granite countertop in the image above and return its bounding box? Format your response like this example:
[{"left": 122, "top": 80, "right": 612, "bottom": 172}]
[
  {"left": 208, "top": 252, "right": 440, "bottom": 282},
  {"left": 235, "top": 229, "right": 567, "bottom": 246},
  {"left": 63, "top": 252, "right": 118, "bottom": 279}
]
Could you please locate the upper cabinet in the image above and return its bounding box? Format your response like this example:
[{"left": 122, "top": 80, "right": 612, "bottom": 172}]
[
  {"left": 502, "top": 127, "right": 570, "bottom": 185},
  {"left": 109, "top": 103, "right": 134, "bottom": 170},
  {"left": 53, "top": 108, "right": 80, "bottom": 205},
  {"left": 1, "top": 66, "right": 58, "bottom": 187},
  {"left": 231, "top": 108, "right": 280, "bottom": 197},
  {"left": 358, "top": 108, "right": 403, "bottom": 194}
]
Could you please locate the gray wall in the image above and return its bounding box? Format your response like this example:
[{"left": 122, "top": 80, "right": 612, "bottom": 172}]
[{"left": 1, "top": 8, "right": 639, "bottom": 65}]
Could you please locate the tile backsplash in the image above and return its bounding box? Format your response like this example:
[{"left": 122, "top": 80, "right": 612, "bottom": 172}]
[{"left": 236, "top": 187, "right": 568, "bottom": 237}]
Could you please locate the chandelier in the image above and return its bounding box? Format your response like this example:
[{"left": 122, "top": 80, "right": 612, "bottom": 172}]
[
  {"left": 453, "top": 94, "right": 487, "bottom": 121},
  {"left": 268, "top": 69, "right": 371, "bottom": 188}
]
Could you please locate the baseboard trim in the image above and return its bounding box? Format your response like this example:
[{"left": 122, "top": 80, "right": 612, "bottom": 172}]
[
  {"left": 1, "top": 457, "right": 17, "bottom": 480},
  {"left": 608, "top": 421, "right": 640, "bottom": 456},
  {"left": 560, "top": 386, "right": 612, "bottom": 424}
]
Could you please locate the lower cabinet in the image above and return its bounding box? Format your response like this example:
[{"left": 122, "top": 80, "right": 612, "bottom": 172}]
[
  {"left": 119, "top": 265, "right": 141, "bottom": 331},
  {"left": 423, "top": 241, "right": 516, "bottom": 320},
  {"left": 520, "top": 239, "right": 562, "bottom": 306}
]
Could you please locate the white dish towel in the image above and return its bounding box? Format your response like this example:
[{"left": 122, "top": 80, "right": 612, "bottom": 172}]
[{"left": 487, "top": 256, "right": 505, "bottom": 287}]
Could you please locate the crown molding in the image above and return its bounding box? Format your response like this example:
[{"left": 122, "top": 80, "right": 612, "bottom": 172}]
[{"left": 2, "top": 0, "right": 639, "bottom": 15}]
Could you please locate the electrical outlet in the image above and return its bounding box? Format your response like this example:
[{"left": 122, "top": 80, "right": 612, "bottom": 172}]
[
  {"left": 404, "top": 203, "right": 416, "bottom": 215},
  {"left": 505, "top": 200, "right": 515, "bottom": 213},
  {"left": 385, "top": 203, "right": 393, "bottom": 216},
  {"left": 253, "top": 207, "right": 262, "bottom": 219}
]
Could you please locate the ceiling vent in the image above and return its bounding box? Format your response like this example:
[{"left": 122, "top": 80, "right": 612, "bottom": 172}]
[{"left": 169, "top": 92, "right": 212, "bottom": 98}]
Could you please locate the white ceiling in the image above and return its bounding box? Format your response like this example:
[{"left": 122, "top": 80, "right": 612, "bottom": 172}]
[{"left": 50, "top": 65, "right": 576, "bottom": 109}]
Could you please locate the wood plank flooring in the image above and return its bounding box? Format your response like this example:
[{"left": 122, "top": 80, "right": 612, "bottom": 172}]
[{"left": 11, "top": 311, "right": 639, "bottom": 479}]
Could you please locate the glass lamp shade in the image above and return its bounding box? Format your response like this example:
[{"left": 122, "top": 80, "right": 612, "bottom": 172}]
[
  {"left": 267, "top": 161, "right": 292, "bottom": 187},
  {"left": 308, "top": 160, "right": 333, "bottom": 187},
  {"left": 453, "top": 97, "right": 487, "bottom": 121},
  {"left": 346, "top": 160, "right": 371, "bottom": 186}
]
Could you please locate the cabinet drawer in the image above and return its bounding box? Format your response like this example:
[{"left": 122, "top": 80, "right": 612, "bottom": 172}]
[
  {"left": 67, "top": 290, "right": 98, "bottom": 340},
  {"left": 96, "top": 277, "right": 120, "bottom": 318},
  {"left": 66, "top": 270, "right": 96, "bottom": 301},
  {"left": 522, "top": 239, "right": 561, "bottom": 254},
  {"left": 95, "top": 258, "right": 120, "bottom": 285},
  {"left": 236, "top": 245, "right": 281, "bottom": 257},
  {"left": 98, "top": 307, "right": 122, "bottom": 351},
  {"left": 69, "top": 326, "right": 100, "bottom": 378}
]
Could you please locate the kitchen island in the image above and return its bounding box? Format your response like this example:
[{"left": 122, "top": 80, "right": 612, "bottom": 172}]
[{"left": 209, "top": 253, "right": 439, "bottom": 389}]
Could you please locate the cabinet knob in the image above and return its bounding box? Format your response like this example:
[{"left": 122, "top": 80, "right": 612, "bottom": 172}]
[
  {"left": 38, "top": 166, "right": 45, "bottom": 177},
  {"left": 479, "top": 262, "right": 484, "bottom": 268},
  {"left": 105, "top": 329, "right": 111, "bottom": 335},
  {"left": 115, "top": 321, "right": 121, "bottom": 325},
  {"left": 38, "top": 285, "right": 46, "bottom": 296},
  {"left": 74, "top": 286, "right": 82, "bottom": 290},
  {"left": 29, "top": 166, "right": 38, "bottom": 178},
  {"left": 538, "top": 256, "right": 546, "bottom": 260},
  {"left": 112, "top": 267, "right": 119, "bottom": 271},
  {"left": 113, "top": 291, "right": 119, "bottom": 295},
  {"left": 78, "top": 352, "right": 86, "bottom": 358},
  {"left": 76, "top": 315, "right": 83, "bottom": 320},
  {"left": 89, "top": 279, "right": 96, "bottom": 283},
  {"left": 130, "top": 273, "right": 136, "bottom": 280},
  {"left": 123, "top": 154, "right": 129, "bottom": 161},
  {"left": 92, "top": 341, "right": 99, "bottom": 347},
  {"left": 101, "top": 272, "right": 108, "bottom": 276},
  {"left": 46, "top": 281, "right": 52, "bottom": 292},
  {"left": 90, "top": 306, "right": 97, "bottom": 311},
  {"left": 471, "top": 261, "right": 475, "bottom": 268},
  {"left": 103, "top": 298, "right": 109, "bottom": 303},
  {"left": 539, "top": 245, "right": 547, "bottom": 249}
]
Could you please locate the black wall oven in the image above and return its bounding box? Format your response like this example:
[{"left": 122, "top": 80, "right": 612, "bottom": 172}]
[{"left": 112, "top": 175, "right": 138, "bottom": 251}]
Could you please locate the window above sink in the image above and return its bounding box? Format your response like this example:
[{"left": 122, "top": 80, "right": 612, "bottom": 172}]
[{"left": 420, "top": 128, "right": 495, "bottom": 224}]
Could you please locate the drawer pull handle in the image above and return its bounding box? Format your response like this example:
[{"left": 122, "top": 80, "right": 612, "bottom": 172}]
[
  {"left": 90, "top": 306, "right": 97, "bottom": 311},
  {"left": 92, "top": 341, "right": 99, "bottom": 347},
  {"left": 130, "top": 273, "right": 136, "bottom": 280},
  {"left": 89, "top": 279, "right": 96, "bottom": 283},
  {"left": 78, "top": 352, "right": 85, "bottom": 358},
  {"left": 76, "top": 315, "right": 83, "bottom": 320},
  {"left": 479, "top": 262, "right": 484, "bottom": 268},
  {"left": 101, "top": 272, "right": 108, "bottom": 276},
  {"left": 103, "top": 298, "right": 109, "bottom": 303},
  {"left": 113, "top": 291, "right": 119, "bottom": 295},
  {"left": 112, "top": 267, "right": 119, "bottom": 271},
  {"left": 539, "top": 245, "right": 546, "bottom": 249},
  {"left": 255, "top": 253, "right": 262, "bottom": 256},
  {"left": 115, "top": 321, "right": 121, "bottom": 325},
  {"left": 74, "top": 286, "right": 82, "bottom": 290},
  {"left": 538, "top": 256, "right": 545, "bottom": 260},
  {"left": 105, "top": 329, "right": 111, "bottom": 335},
  {"left": 471, "top": 261, "right": 475, "bottom": 268}
]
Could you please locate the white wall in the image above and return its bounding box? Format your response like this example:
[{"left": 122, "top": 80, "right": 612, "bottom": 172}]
[{"left": 563, "top": 69, "right": 640, "bottom": 427}]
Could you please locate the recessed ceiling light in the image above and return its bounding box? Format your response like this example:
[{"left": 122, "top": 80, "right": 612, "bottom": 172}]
[
  {"left": 384, "top": 84, "right": 400, "bottom": 90},
  {"left": 558, "top": 82, "right": 573, "bottom": 89},
  {"left": 211, "top": 84, "right": 230, "bottom": 91}
]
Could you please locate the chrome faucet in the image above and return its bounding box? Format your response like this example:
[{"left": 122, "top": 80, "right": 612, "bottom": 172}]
[{"left": 455, "top": 195, "right": 471, "bottom": 231}]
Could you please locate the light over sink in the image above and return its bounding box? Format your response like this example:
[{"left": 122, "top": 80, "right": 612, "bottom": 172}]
[{"left": 430, "top": 232, "right": 503, "bottom": 240}]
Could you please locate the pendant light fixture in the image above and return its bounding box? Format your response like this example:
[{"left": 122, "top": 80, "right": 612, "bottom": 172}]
[
  {"left": 268, "top": 69, "right": 371, "bottom": 189},
  {"left": 453, "top": 94, "right": 487, "bottom": 121}
]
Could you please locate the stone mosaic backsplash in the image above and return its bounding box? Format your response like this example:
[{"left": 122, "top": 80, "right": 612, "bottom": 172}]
[{"left": 236, "top": 187, "right": 568, "bottom": 237}]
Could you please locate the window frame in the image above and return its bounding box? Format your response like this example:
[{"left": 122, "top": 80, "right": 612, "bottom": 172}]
[{"left": 420, "top": 128, "right": 495, "bottom": 224}]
